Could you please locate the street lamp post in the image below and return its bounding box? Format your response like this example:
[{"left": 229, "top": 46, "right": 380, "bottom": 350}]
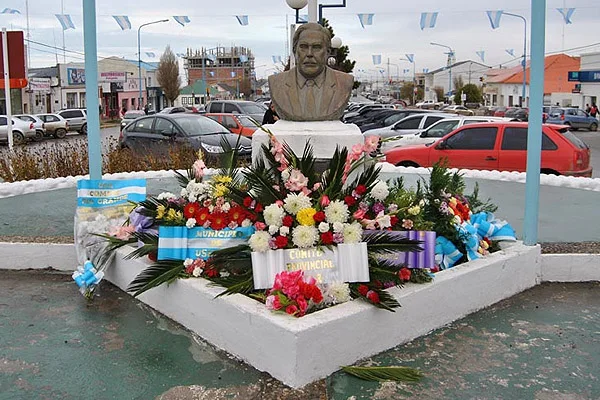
[
  {"left": 431, "top": 42, "right": 455, "bottom": 103},
  {"left": 502, "top": 12, "right": 528, "bottom": 106},
  {"left": 138, "top": 19, "right": 168, "bottom": 110}
]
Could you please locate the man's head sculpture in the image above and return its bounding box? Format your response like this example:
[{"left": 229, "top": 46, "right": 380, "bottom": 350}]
[{"left": 268, "top": 22, "right": 353, "bottom": 122}]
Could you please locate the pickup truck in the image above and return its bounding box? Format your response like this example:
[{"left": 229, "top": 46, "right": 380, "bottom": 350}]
[{"left": 415, "top": 100, "right": 444, "bottom": 110}]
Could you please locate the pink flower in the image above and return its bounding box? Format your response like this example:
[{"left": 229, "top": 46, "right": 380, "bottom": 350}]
[
  {"left": 203, "top": 199, "right": 212, "bottom": 207},
  {"left": 285, "top": 304, "right": 299, "bottom": 316},
  {"left": 320, "top": 196, "right": 330, "bottom": 207},
  {"left": 301, "top": 187, "right": 312, "bottom": 196},
  {"left": 193, "top": 159, "right": 206, "bottom": 178},
  {"left": 109, "top": 225, "right": 135, "bottom": 240},
  {"left": 228, "top": 221, "right": 238, "bottom": 229},
  {"left": 265, "top": 295, "right": 277, "bottom": 310},
  {"left": 272, "top": 296, "right": 283, "bottom": 310},
  {"left": 296, "top": 296, "right": 308, "bottom": 314},
  {"left": 402, "top": 219, "right": 414, "bottom": 229},
  {"left": 275, "top": 200, "right": 284, "bottom": 206},
  {"left": 312, "top": 182, "right": 321, "bottom": 191},
  {"left": 353, "top": 209, "right": 367, "bottom": 220},
  {"left": 364, "top": 136, "right": 380, "bottom": 153},
  {"left": 254, "top": 222, "right": 267, "bottom": 231},
  {"left": 351, "top": 143, "right": 364, "bottom": 158},
  {"left": 284, "top": 169, "right": 309, "bottom": 191}
]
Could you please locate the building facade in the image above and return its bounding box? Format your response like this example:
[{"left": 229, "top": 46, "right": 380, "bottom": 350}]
[
  {"left": 424, "top": 60, "right": 489, "bottom": 102},
  {"left": 569, "top": 52, "right": 600, "bottom": 108}
]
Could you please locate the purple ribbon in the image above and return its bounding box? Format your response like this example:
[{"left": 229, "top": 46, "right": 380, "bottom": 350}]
[{"left": 365, "top": 230, "right": 436, "bottom": 269}]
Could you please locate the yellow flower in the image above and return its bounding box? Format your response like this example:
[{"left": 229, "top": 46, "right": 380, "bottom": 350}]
[
  {"left": 213, "top": 183, "right": 228, "bottom": 198},
  {"left": 212, "top": 175, "right": 233, "bottom": 184},
  {"left": 156, "top": 205, "right": 166, "bottom": 219},
  {"left": 408, "top": 205, "right": 421, "bottom": 216},
  {"left": 296, "top": 208, "right": 317, "bottom": 226},
  {"left": 166, "top": 208, "right": 183, "bottom": 222}
]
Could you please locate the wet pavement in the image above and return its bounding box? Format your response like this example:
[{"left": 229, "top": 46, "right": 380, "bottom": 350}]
[{"left": 1, "top": 270, "right": 598, "bottom": 400}]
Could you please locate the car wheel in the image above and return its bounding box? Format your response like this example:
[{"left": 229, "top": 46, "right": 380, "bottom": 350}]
[
  {"left": 33, "top": 130, "right": 44, "bottom": 142},
  {"left": 12, "top": 131, "right": 25, "bottom": 145},
  {"left": 81, "top": 124, "right": 88, "bottom": 135},
  {"left": 54, "top": 128, "right": 67, "bottom": 139},
  {"left": 590, "top": 122, "right": 598, "bottom": 132},
  {"left": 397, "top": 161, "right": 420, "bottom": 168}
]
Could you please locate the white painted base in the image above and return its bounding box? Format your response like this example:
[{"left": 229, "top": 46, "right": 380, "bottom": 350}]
[
  {"left": 252, "top": 120, "right": 363, "bottom": 164},
  {"left": 540, "top": 254, "right": 600, "bottom": 282},
  {"left": 0, "top": 242, "right": 76, "bottom": 271}
]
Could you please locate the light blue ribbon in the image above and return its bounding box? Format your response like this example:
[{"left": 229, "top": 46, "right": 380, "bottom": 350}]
[
  {"left": 72, "top": 260, "right": 104, "bottom": 290},
  {"left": 457, "top": 222, "right": 481, "bottom": 261},
  {"left": 434, "top": 236, "right": 463, "bottom": 270},
  {"left": 470, "top": 212, "right": 516, "bottom": 242}
]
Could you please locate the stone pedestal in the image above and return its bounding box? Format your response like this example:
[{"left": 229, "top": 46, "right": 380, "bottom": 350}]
[{"left": 251, "top": 120, "right": 364, "bottom": 165}]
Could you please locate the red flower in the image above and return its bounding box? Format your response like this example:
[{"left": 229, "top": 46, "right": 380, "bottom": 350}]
[
  {"left": 285, "top": 304, "right": 299, "bottom": 316},
  {"left": 228, "top": 205, "right": 246, "bottom": 225},
  {"left": 282, "top": 215, "right": 294, "bottom": 227},
  {"left": 254, "top": 203, "right": 264, "bottom": 213},
  {"left": 204, "top": 267, "right": 219, "bottom": 278},
  {"left": 344, "top": 195, "right": 356, "bottom": 206},
  {"left": 399, "top": 267, "right": 411, "bottom": 282},
  {"left": 355, "top": 184, "right": 367, "bottom": 195},
  {"left": 366, "top": 290, "right": 380, "bottom": 303},
  {"left": 184, "top": 202, "right": 200, "bottom": 219},
  {"left": 209, "top": 212, "right": 229, "bottom": 230},
  {"left": 274, "top": 235, "right": 288, "bottom": 249},
  {"left": 313, "top": 211, "right": 326, "bottom": 223},
  {"left": 390, "top": 216, "right": 399, "bottom": 226},
  {"left": 320, "top": 231, "right": 334, "bottom": 245},
  {"left": 195, "top": 207, "right": 210, "bottom": 225},
  {"left": 243, "top": 196, "right": 253, "bottom": 208},
  {"left": 358, "top": 284, "right": 369, "bottom": 296},
  {"left": 148, "top": 251, "right": 157, "bottom": 262}
]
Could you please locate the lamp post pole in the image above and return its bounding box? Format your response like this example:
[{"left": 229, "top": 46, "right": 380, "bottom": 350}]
[
  {"left": 503, "top": 12, "right": 528, "bottom": 106},
  {"left": 138, "top": 19, "right": 168, "bottom": 110},
  {"left": 431, "top": 42, "right": 455, "bottom": 103}
]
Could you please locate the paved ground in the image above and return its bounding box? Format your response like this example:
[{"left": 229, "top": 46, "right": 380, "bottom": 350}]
[{"left": 1, "top": 271, "right": 598, "bottom": 400}]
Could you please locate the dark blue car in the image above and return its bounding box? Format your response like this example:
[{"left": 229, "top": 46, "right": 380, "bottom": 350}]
[{"left": 546, "top": 108, "right": 598, "bottom": 131}]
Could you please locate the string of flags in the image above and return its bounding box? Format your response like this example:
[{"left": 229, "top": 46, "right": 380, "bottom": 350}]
[
  {"left": 420, "top": 12, "right": 438, "bottom": 30},
  {"left": 476, "top": 50, "right": 485, "bottom": 63},
  {"left": 272, "top": 55, "right": 283, "bottom": 64},
  {"left": 112, "top": 16, "right": 131, "bottom": 30},
  {"left": 505, "top": 49, "right": 515, "bottom": 57},
  {"left": 173, "top": 16, "right": 191, "bottom": 26},
  {"left": 55, "top": 14, "right": 76, "bottom": 30},
  {"left": 357, "top": 13, "right": 374, "bottom": 29},
  {"left": 556, "top": 8, "right": 575, "bottom": 24},
  {"left": 235, "top": 15, "right": 249, "bottom": 26},
  {"left": 1, "top": 8, "right": 21, "bottom": 14},
  {"left": 145, "top": 52, "right": 155, "bottom": 58},
  {"left": 405, "top": 54, "right": 414, "bottom": 63},
  {"left": 372, "top": 54, "right": 382, "bottom": 65}
]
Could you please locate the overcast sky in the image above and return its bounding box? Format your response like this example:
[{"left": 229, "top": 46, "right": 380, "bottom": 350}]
[{"left": 2, "top": 0, "right": 600, "bottom": 80}]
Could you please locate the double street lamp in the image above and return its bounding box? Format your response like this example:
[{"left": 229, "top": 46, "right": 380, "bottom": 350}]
[
  {"left": 138, "top": 19, "right": 168, "bottom": 110},
  {"left": 430, "top": 42, "right": 455, "bottom": 102}
]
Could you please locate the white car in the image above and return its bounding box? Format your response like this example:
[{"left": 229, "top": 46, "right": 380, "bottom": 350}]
[
  {"left": 366, "top": 113, "right": 451, "bottom": 139},
  {"left": 0, "top": 115, "right": 37, "bottom": 145},
  {"left": 381, "top": 116, "right": 512, "bottom": 152}
]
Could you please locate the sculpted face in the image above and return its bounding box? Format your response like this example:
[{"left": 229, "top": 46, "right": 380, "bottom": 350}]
[{"left": 295, "top": 30, "right": 327, "bottom": 79}]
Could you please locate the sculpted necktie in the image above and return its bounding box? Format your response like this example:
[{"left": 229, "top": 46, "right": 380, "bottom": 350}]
[{"left": 306, "top": 80, "right": 316, "bottom": 116}]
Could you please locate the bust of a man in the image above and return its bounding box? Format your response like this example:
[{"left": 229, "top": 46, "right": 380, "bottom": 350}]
[{"left": 268, "top": 22, "right": 354, "bottom": 122}]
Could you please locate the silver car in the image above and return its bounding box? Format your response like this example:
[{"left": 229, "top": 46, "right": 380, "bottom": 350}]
[
  {"left": 15, "top": 114, "right": 46, "bottom": 141},
  {"left": 0, "top": 115, "right": 37, "bottom": 145},
  {"left": 366, "top": 113, "right": 452, "bottom": 139}
]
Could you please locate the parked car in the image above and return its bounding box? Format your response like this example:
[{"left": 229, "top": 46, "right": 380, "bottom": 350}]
[
  {"left": 120, "top": 110, "right": 145, "bottom": 131},
  {"left": 57, "top": 108, "right": 87, "bottom": 134},
  {"left": 345, "top": 108, "right": 397, "bottom": 126},
  {"left": 415, "top": 100, "right": 444, "bottom": 110},
  {"left": 342, "top": 104, "right": 394, "bottom": 122},
  {"left": 0, "top": 115, "right": 36, "bottom": 145},
  {"left": 384, "top": 122, "right": 592, "bottom": 177},
  {"left": 14, "top": 114, "right": 46, "bottom": 141},
  {"left": 546, "top": 108, "right": 598, "bottom": 131},
  {"left": 504, "top": 107, "right": 529, "bottom": 121},
  {"left": 381, "top": 116, "right": 511, "bottom": 152},
  {"left": 36, "top": 113, "right": 69, "bottom": 138},
  {"left": 493, "top": 106, "right": 509, "bottom": 117},
  {"left": 119, "top": 113, "right": 252, "bottom": 159},
  {"left": 206, "top": 100, "right": 267, "bottom": 122},
  {"left": 441, "top": 105, "right": 475, "bottom": 116},
  {"left": 159, "top": 106, "right": 187, "bottom": 114},
  {"left": 365, "top": 113, "right": 451, "bottom": 139},
  {"left": 205, "top": 113, "right": 259, "bottom": 137},
  {"left": 360, "top": 109, "right": 438, "bottom": 133}
]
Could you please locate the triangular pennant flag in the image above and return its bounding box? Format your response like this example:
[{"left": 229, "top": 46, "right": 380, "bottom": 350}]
[
  {"left": 112, "top": 16, "right": 131, "bottom": 30},
  {"left": 556, "top": 8, "right": 575, "bottom": 24},
  {"left": 476, "top": 50, "right": 485, "bottom": 63},
  {"left": 176, "top": 53, "right": 186, "bottom": 57},
  {"left": 231, "top": 71, "right": 236, "bottom": 78},
  {"left": 486, "top": 10, "right": 503, "bottom": 29},
  {"left": 423, "top": 68, "right": 429, "bottom": 73},
  {"left": 55, "top": 14, "right": 76, "bottom": 30},
  {"left": 145, "top": 52, "right": 156, "bottom": 58},
  {"left": 207, "top": 54, "right": 217, "bottom": 62},
  {"left": 298, "top": 14, "right": 309, "bottom": 23},
  {"left": 209, "top": 71, "right": 215, "bottom": 77},
  {"left": 1, "top": 8, "right": 21, "bottom": 14},
  {"left": 406, "top": 53, "right": 414, "bottom": 63},
  {"left": 505, "top": 48, "right": 515, "bottom": 57},
  {"left": 357, "top": 13, "right": 374, "bottom": 29},
  {"left": 235, "top": 15, "right": 249, "bottom": 26},
  {"left": 372, "top": 54, "right": 382, "bottom": 65},
  {"left": 420, "top": 12, "right": 438, "bottom": 30},
  {"left": 173, "top": 16, "right": 190, "bottom": 26},
  {"left": 272, "top": 55, "right": 282, "bottom": 64},
  {"left": 239, "top": 55, "right": 248, "bottom": 63}
]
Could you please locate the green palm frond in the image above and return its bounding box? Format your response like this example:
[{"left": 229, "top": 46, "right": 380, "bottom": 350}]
[
  {"left": 341, "top": 366, "right": 423, "bottom": 382},
  {"left": 122, "top": 232, "right": 159, "bottom": 260},
  {"left": 207, "top": 244, "right": 253, "bottom": 273},
  {"left": 344, "top": 162, "right": 382, "bottom": 196},
  {"left": 242, "top": 167, "right": 282, "bottom": 205},
  {"left": 282, "top": 140, "right": 316, "bottom": 182},
  {"left": 410, "top": 268, "right": 434, "bottom": 284},
  {"left": 127, "top": 259, "right": 185, "bottom": 297},
  {"left": 174, "top": 168, "right": 194, "bottom": 189},
  {"left": 321, "top": 146, "right": 348, "bottom": 197},
  {"left": 210, "top": 272, "right": 255, "bottom": 297},
  {"left": 364, "top": 231, "right": 423, "bottom": 255},
  {"left": 349, "top": 284, "right": 400, "bottom": 311}
]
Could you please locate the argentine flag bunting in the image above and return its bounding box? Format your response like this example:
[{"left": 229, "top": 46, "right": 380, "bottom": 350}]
[
  {"left": 486, "top": 10, "right": 503, "bottom": 29},
  {"left": 173, "top": 16, "right": 190, "bottom": 26},
  {"left": 112, "top": 16, "right": 131, "bottom": 30},
  {"left": 55, "top": 14, "right": 75, "bottom": 30},
  {"left": 357, "top": 13, "right": 374, "bottom": 29},
  {"left": 236, "top": 15, "right": 249, "bottom": 26},
  {"left": 556, "top": 8, "right": 575, "bottom": 24},
  {"left": 420, "top": 12, "right": 438, "bottom": 30},
  {"left": 372, "top": 54, "right": 382, "bottom": 65}
]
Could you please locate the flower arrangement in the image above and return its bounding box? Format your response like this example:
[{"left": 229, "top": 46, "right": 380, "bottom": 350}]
[{"left": 265, "top": 270, "right": 324, "bottom": 317}]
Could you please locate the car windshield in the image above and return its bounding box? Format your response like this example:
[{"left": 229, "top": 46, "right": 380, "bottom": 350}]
[
  {"left": 238, "top": 116, "right": 259, "bottom": 128},
  {"left": 176, "top": 116, "right": 230, "bottom": 136},
  {"left": 239, "top": 103, "right": 266, "bottom": 114}
]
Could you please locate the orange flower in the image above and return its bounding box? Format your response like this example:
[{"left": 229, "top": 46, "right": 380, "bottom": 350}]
[
  {"left": 195, "top": 207, "right": 210, "bottom": 225},
  {"left": 209, "top": 212, "right": 229, "bottom": 230},
  {"left": 184, "top": 202, "right": 200, "bottom": 219}
]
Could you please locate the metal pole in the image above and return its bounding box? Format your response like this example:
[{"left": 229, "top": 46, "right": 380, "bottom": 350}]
[
  {"left": 137, "top": 26, "right": 142, "bottom": 111},
  {"left": 504, "top": 13, "right": 528, "bottom": 106},
  {"left": 2, "top": 28, "right": 13, "bottom": 149},
  {"left": 308, "top": 0, "right": 318, "bottom": 22},
  {"left": 523, "top": 0, "right": 546, "bottom": 245}
]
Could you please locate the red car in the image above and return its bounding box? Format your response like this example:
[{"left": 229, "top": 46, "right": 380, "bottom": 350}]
[
  {"left": 205, "top": 113, "right": 259, "bottom": 137},
  {"left": 384, "top": 122, "right": 592, "bottom": 177}
]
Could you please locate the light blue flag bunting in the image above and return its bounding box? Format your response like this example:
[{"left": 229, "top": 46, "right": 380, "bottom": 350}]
[
  {"left": 231, "top": 71, "right": 236, "bottom": 78},
  {"left": 206, "top": 54, "right": 217, "bottom": 62},
  {"left": 236, "top": 15, "right": 249, "bottom": 26},
  {"left": 1, "top": 8, "right": 21, "bottom": 14},
  {"left": 419, "top": 12, "right": 438, "bottom": 30},
  {"left": 145, "top": 52, "right": 155, "bottom": 58},
  {"left": 209, "top": 71, "right": 215, "bottom": 77},
  {"left": 403, "top": 69, "right": 410, "bottom": 74},
  {"left": 176, "top": 53, "right": 186, "bottom": 57},
  {"left": 486, "top": 10, "right": 503, "bottom": 29},
  {"left": 476, "top": 50, "right": 485, "bottom": 63},
  {"left": 556, "top": 8, "right": 575, "bottom": 24},
  {"left": 272, "top": 55, "right": 282, "bottom": 64},
  {"left": 505, "top": 48, "right": 515, "bottom": 57},
  {"left": 239, "top": 55, "right": 248, "bottom": 63},
  {"left": 378, "top": 68, "right": 385, "bottom": 75},
  {"left": 55, "top": 14, "right": 76, "bottom": 30},
  {"left": 76, "top": 179, "right": 146, "bottom": 208},
  {"left": 423, "top": 68, "right": 429, "bottom": 73},
  {"left": 173, "top": 16, "right": 190, "bottom": 26},
  {"left": 298, "top": 14, "right": 309, "bottom": 23},
  {"left": 406, "top": 53, "right": 415, "bottom": 63},
  {"left": 112, "top": 15, "right": 131, "bottom": 30},
  {"left": 372, "top": 54, "right": 382, "bottom": 65},
  {"left": 357, "top": 13, "right": 374, "bottom": 28}
]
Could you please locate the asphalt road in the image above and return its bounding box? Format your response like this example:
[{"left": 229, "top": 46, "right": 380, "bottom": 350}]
[{"left": 2, "top": 125, "right": 599, "bottom": 178}]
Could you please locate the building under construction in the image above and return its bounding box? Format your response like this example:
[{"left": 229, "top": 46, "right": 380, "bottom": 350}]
[{"left": 183, "top": 46, "right": 255, "bottom": 89}]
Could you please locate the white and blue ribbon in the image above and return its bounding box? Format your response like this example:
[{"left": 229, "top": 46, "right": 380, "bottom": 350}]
[
  {"left": 55, "top": 14, "right": 76, "bottom": 30},
  {"left": 158, "top": 226, "right": 255, "bottom": 260},
  {"left": 77, "top": 179, "right": 146, "bottom": 208},
  {"left": 357, "top": 13, "right": 374, "bottom": 28},
  {"left": 470, "top": 212, "right": 517, "bottom": 242},
  {"left": 556, "top": 8, "right": 575, "bottom": 24},
  {"left": 476, "top": 50, "right": 485, "bottom": 63},
  {"left": 434, "top": 236, "right": 463, "bottom": 270},
  {"left": 457, "top": 222, "right": 481, "bottom": 261},
  {"left": 145, "top": 52, "right": 156, "bottom": 58},
  {"left": 419, "top": 12, "right": 438, "bottom": 30},
  {"left": 372, "top": 54, "right": 382, "bottom": 65},
  {"left": 405, "top": 53, "right": 414, "bottom": 63},
  {"left": 209, "top": 71, "right": 215, "bottom": 77},
  {"left": 486, "top": 10, "right": 503, "bottom": 29},
  {"left": 173, "top": 16, "right": 190, "bottom": 26},
  {"left": 235, "top": 15, "right": 249, "bottom": 26},
  {"left": 112, "top": 15, "right": 131, "bottom": 30},
  {"left": 1, "top": 8, "right": 21, "bottom": 14},
  {"left": 230, "top": 71, "right": 236, "bottom": 78},
  {"left": 505, "top": 48, "right": 515, "bottom": 57}
]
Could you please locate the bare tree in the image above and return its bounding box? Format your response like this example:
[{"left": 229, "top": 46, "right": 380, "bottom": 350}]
[
  {"left": 433, "top": 86, "right": 445, "bottom": 103},
  {"left": 157, "top": 45, "right": 181, "bottom": 106}
]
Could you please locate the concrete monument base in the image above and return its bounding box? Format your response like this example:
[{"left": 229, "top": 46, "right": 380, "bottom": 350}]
[{"left": 252, "top": 120, "right": 363, "bottom": 165}]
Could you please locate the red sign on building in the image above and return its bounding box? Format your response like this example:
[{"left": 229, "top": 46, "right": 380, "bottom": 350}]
[{"left": 0, "top": 30, "right": 28, "bottom": 89}]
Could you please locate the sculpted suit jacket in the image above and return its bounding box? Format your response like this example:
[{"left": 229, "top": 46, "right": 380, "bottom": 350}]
[{"left": 268, "top": 67, "right": 354, "bottom": 121}]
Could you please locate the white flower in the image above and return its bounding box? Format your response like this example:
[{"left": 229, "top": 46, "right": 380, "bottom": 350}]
[
  {"left": 283, "top": 193, "right": 312, "bottom": 215},
  {"left": 408, "top": 205, "right": 421, "bottom": 216},
  {"left": 268, "top": 225, "right": 280, "bottom": 235},
  {"left": 371, "top": 181, "right": 389, "bottom": 201},
  {"left": 264, "top": 203, "right": 285, "bottom": 227},
  {"left": 241, "top": 219, "right": 252, "bottom": 228},
  {"left": 291, "top": 226, "right": 318, "bottom": 248},
  {"left": 375, "top": 213, "right": 391, "bottom": 229},
  {"left": 279, "top": 226, "right": 290, "bottom": 236},
  {"left": 324, "top": 283, "right": 351, "bottom": 304},
  {"left": 192, "top": 267, "right": 203, "bottom": 277},
  {"left": 318, "top": 222, "right": 330, "bottom": 233},
  {"left": 248, "top": 231, "right": 271, "bottom": 252},
  {"left": 157, "top": 192, "right": 176, "bottom": 200},
  {"left": 419, "top": 199, "right": 426, "bottom": 207},
  {"left": 342, "top": 222, "right": 362, "bottom": 243},
  {"left": 281, "top": 169, "right": 291, "bottom": 181},
  {"left": 183, "top": 258, "right": 194, "bottom": 267},
  {"left": 186, "top": 218, "right": 197, "bottom": 228},
  {"left": 332, "top": 222, "right": 344, "bottom": 233},
  {"left": 184, "top": 180, "right": 212, "bottom": 202},
  {"left": 324, "top": 200, "right": 349, "bottom": 224},
  {"left": 221, "top": 202, "right": 231, "bottom": 212}
]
